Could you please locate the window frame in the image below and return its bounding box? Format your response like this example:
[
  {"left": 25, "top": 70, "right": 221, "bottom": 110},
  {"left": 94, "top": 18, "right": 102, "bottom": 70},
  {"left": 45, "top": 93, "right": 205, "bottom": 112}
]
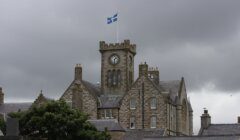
[
  {"left": 130, "top": 98, "right": 136, "bottom": 110},
  {"left": 150, "top": 116, "right": 157, "bottom": 128},
  {"left": 130, "top": 116, "right": 135, "bottom": 129},
  {"left": 104, "top": 109, "right": 113, "bottom": 119},
  {"left": 150, "top": 97, "right": 157, "bottom": 109}
]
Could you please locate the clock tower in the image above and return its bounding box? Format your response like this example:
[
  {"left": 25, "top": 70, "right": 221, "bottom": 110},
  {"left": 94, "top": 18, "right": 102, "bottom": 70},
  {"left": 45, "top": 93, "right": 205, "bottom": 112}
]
[{"left": 99, "top": 39, "right": 136, "bottom": 96}]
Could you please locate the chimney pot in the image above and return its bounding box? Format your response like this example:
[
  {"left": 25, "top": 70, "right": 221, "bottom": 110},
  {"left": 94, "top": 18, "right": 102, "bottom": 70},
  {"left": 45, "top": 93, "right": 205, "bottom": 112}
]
[
  {"left": 204, "top": 109, "right": 208, "bottom": 114},
  {"left": 238, "top": 116, "right": 240, "bottom": 123}
]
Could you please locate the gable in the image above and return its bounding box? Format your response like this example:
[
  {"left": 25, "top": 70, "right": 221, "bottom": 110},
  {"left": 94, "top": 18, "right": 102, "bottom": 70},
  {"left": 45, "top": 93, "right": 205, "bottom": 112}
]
[{"left": 60, "top": 80, "right": 100, "bottom": 102}]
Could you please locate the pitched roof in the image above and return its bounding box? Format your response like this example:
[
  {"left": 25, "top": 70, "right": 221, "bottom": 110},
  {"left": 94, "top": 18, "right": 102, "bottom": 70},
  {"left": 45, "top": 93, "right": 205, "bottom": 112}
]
[
  {"left": 159, "top": 80, "right": 181, "bottom": 94},
  {"left": 82, "top": 80, "right": 101, "bottom": 97},
  {"left": 60, "top": 80, "right": 101, "bottom": 101},
  {"left": 144, "top": 135, "right": 240, "bottom": 140},
  {"left": 0, "top": 102, "right": 32, "bottom": 114},
  {"left": 159, "top": 80, "right": 181, "bottom": 103},
  {"left": 98, "top": 95, "right": 122, "bottom": 108},
  {"left": 88, "top": 119, "right": 125, "bottom": 132},
  {"left": 200, "top": 124, "right": 240, "bottom": 136},
  {"left": 123, "top": 129, "right": 166, "bottom": 140}
]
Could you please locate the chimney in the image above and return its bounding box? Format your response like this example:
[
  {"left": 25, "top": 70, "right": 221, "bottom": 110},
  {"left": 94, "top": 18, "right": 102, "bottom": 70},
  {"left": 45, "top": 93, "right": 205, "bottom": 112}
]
[
  {"left": 201, "top": 109, "right": 211, "bottom": 129},
  {"left": 75, "top": 64, "right": 82, "bottom": 80},
  {"left": 238, "top": 116, "right": 240, "bottom": 123},
  {"left": 0, "top": 87, "right": 4, "bottom": 104},
  {"left": 139, "top": 62, "right": 148, "bottom": 77},
  {"left": 148, "top": 67, "right": 159, "bottom": 84}
]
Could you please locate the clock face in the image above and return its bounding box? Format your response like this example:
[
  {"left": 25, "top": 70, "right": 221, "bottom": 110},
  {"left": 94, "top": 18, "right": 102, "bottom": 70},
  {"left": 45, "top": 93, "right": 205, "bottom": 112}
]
[{"left": 109, "top": 54, "right": 120, "bottom": 65}]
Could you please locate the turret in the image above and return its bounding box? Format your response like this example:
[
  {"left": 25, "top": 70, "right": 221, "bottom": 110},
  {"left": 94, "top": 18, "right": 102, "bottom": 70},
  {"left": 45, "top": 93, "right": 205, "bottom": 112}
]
[{"left": 75, "top": 64, "right": 82, "bottom": 80}]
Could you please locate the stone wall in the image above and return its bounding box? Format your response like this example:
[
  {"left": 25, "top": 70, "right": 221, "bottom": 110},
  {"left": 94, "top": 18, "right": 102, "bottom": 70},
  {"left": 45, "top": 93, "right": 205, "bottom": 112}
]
[
  {"left": 119, "top": 76, "right": 167, "bottom": 129},
  {"left": 99, "top": 40, "right": 135, "bottom": 95},
  {"left": 61, "top": 81, "right": 98, "bottom": 119}
]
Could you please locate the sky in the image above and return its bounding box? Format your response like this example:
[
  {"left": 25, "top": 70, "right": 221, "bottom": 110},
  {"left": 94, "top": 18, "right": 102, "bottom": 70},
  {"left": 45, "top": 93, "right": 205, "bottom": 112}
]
[{"left": 0, "top": 0, "right": 240, "bottom": 134}]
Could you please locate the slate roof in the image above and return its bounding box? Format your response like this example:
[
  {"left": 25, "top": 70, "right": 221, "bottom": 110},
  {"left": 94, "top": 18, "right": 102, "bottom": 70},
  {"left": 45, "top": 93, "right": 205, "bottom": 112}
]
[
  {"left": 82, "top": 80, "right": 102, "bottom": 97},
  {"left": 144, "top": 135, "right": 240, "bottom": 140},
  {"left": 123, "top": 129, "right": 166, "bottom": 140},
  {"left": 159, "top": 80, "right": 181, "bottom": 103},
  {"left": 200, "top": 124, "right": 240, "bottom": 136},
  {"left": 98, "top": 95, "right": 122, "bottom": 108},
  {"left": 0, "top": 102, "right": 32, "bottom": 114},
  {"left": 88, "top": 119, "right": 125, "bottom": 132}
]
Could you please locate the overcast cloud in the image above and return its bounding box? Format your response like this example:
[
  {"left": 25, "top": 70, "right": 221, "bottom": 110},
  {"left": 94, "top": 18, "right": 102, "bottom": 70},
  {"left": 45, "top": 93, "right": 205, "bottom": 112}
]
[{"left": 1, "top": 0, "right": 240, "bottom": 134}]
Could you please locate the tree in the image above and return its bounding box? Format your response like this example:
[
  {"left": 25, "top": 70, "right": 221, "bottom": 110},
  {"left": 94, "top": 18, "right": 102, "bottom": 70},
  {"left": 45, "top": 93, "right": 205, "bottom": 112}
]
[
  {"left": 0, "top": 117, "right": 6, "bottom": 135},
  {"left": 9, "top": 100, "right": 110, "bottom": 140}
]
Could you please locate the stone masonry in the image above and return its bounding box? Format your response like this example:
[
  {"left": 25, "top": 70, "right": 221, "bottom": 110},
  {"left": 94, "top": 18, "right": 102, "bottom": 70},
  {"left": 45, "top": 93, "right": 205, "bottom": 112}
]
[{"left": 60, "top": 39, "right": 193, "bottom": 136}]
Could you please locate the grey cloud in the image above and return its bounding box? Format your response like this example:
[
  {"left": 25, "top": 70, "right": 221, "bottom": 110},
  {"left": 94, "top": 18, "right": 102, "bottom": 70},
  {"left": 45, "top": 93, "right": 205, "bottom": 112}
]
[{"left": 1, "top": 0, "right": 240, "bottom": 100}]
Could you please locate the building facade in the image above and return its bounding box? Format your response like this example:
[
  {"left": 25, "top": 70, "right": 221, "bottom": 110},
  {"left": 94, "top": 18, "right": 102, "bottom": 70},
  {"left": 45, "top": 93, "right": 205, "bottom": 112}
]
[{"left": 60, "top": 39, "right": 193, "bottom": 136}]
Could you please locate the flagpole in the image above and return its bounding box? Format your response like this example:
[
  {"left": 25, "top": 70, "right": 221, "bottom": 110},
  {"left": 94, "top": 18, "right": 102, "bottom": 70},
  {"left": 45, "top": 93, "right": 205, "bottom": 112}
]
[{"left": 116, "top": 13, "right": 119, "bottom": 43}]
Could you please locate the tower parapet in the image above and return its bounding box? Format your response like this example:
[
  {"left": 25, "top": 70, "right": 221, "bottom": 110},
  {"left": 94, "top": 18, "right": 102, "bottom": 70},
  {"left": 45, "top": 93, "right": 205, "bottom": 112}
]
[{"left": 99, "top": 39, "right": 136, "bottom": 55}]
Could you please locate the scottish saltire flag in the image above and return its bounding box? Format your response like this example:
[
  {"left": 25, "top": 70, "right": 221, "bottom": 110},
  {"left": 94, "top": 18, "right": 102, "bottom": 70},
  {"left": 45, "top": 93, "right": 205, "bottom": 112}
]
[{"left": 107, "top": 13, "right": 118, "bottom": 24}]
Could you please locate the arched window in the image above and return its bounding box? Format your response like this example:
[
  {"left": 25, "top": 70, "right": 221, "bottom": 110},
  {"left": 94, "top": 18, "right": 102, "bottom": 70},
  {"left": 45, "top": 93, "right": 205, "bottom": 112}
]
[
  {"left": 130, "top": 98, "right": 136, "bottom": 109},
  {"left": 107, "top": 70, "right": 111, "bottom": 87},
  {"left": 117, "top": 70, "right": 121, "bottom": 87},
  {"left": 129, "top": 71, "right": 133, "bottom": 85},
  {"left": 150, "top": 98, "right": 157, "bottom": 109},
  {"left": 112, "top": 70, "right": 117, "bottom": 86}
]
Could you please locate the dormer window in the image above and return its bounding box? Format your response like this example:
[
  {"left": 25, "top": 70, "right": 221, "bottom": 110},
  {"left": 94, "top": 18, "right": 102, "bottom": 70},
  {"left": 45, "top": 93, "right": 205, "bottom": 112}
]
[
  {"left": 130, "top": 98, "right": 136, "bottom": 109},
  {"left": 104, "top": 109, "right": 113, "bottom": 119},
  {"left": 150, "top": 98, "right": 157, "bottom": 109}
]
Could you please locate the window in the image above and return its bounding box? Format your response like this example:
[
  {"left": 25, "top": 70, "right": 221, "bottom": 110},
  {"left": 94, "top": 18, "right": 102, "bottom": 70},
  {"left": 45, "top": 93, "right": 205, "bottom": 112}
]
[
  {"left": 130, "top": 117, "right": 135, "bottom": 129},
  {"left": 112, "top": 70, "right": 117, "bottom": 86},
  {"left": 117, "top": 70, "right": 121, "bottom": 87},
  {"left": 150, "top": 98, "right": 157, "bottom": 109},
  {"left": 129, "top": 71, "right": 133, "bottom": 85},
  {"left": 107, "top": 70, "right": 112, "bottom": 87},
  {"left": 151, "top": 116, "right": 157, "bottom": 128},
  {"left": 104, "top": 109, "right": 113, "bottom": 119},
  {"left": 130, "top": 98, "right": 136, "bottom": 109}
]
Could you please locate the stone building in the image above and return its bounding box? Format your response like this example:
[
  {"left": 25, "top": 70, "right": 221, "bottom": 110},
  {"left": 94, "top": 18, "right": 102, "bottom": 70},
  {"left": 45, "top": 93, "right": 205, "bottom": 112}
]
[
  {"left": 198, "top": 109, "right": 240, "bottom": 136},
  {"left": 60, "top": 39, "right": 193, "bottom": 136},
  {"left": 143, "top": 110, "right": 240, "bottom": 140}
]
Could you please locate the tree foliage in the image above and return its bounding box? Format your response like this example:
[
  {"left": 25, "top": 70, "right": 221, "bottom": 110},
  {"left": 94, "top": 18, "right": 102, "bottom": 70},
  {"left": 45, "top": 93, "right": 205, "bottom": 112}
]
[
  {"left": 9, "top": 100, "right": 110, "bottom": 140},
  {"left": 0, "top": 117, "right": 6, "bottom": 135}
]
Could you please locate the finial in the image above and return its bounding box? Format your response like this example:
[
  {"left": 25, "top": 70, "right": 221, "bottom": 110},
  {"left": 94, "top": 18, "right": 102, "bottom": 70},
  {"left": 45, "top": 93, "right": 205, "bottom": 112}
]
[{"left": 40, "top": 90, "right": 43, "bottom": 94}]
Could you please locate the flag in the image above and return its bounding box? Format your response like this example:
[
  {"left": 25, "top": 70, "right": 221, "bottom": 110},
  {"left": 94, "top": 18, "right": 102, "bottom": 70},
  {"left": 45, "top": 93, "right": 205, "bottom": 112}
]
[{"left": 107, "top": 13, "right": 118, "bottom": 24}]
